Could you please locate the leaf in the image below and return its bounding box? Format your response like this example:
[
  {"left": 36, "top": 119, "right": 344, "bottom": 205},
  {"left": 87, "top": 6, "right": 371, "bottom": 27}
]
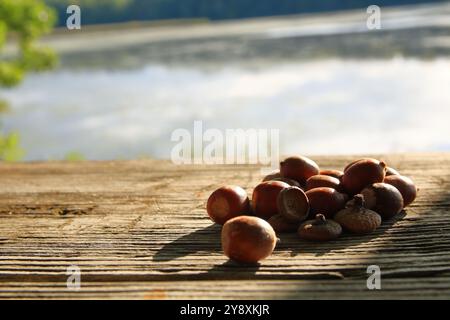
[
  {"left": 0, "top": 0, "right": 57, "bottom": 87},
  {"left": 0, "top": 131, "right": 25, "bottom": 162},
  {"left": 0, "top": 62, "right": 24, "bottom": 87}
]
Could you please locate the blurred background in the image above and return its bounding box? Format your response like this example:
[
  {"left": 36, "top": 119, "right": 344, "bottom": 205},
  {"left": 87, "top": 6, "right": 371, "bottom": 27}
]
[{"left": 1, "top": 0, "right": 450, "bottom": 162}]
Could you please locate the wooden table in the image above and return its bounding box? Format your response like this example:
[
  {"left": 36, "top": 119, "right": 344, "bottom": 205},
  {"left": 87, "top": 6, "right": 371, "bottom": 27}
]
[{"left": 0, "top": 153, "right": 449, "bottom": 299}]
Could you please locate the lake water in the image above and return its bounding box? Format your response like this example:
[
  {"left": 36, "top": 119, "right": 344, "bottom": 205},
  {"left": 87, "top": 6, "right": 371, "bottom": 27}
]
[{"left": 2, "top": 3, "right": 450, "bottom": 161}]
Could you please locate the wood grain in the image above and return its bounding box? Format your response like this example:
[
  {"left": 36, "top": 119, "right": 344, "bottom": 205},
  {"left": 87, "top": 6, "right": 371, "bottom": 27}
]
[{"left": 0, "top": 153, "right": 449, "bottom": 299}]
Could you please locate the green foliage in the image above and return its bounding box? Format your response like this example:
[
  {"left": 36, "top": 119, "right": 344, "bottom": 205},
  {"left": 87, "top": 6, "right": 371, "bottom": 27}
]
[
  {"left": 21, "top": 45, "right": 58, "bottom": 71},
  {"left": 0, "top": 0, "right": 56, "bottom": 42},
  {"left": 0, "top": 21, "right": 6, "bottom": 48},
  {"left": 0, "top": 132, "right": 25, "bottom": 162},
  {"left": 0, "top": 0, "right": 57, "bottom": 161},
  {"left": 0, "top": 62, "right": 24, "bottom": 87},
  {"left": 0, "top": 100, "right": 10, "bottom": 113},
  {"left": 0, "top": 0, "right": 57, "bottom": 84},
  {"left": 64, "top": 151, "right": 85, "bottom": 161}
]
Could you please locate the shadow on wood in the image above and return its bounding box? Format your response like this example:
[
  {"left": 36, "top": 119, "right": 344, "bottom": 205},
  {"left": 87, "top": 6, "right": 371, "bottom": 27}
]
[
  {"left": 205, "top": 260, "right": 261, "bottom": 279},
  {"left": 153, "top": 224, "right": 222, "bottom": 262},
  {"left": 280, "top": 211, "right": 407, "bottom": 258}
]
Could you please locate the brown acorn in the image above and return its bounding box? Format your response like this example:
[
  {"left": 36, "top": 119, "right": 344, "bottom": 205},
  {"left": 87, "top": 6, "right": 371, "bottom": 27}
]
[
  {"left": 263, "top": 170, "right": 302, "bottom": 188},
  {"left": 280, "top": 155, "right": 320, "bottom": 185},
  {"left": 341, "top": 159, "right": 387, "bottom": 195},
  {"left": 277, "top": 186, "right": 309, "bottom": 222},
  {"left": 252, "top": 181, "right": 290, "bottom": 220},
  {"left": 385, "top": 167, "right": 401, "bottom": 176},
  {"left": 262, "top": 170, "right": 281, "bottom": 182},
  {"left": 268, "top": 214, "right": 299, "bottom": 233},
  {"left": 298, "top": 214, "right": 342, "bottom": 241},
  {"left": 334, "top": 194, "right": 382, "bottom": 234},
  {"left": 384, "top": 175, "right": 417, "bottom": 207},
  {"left": 306, "top": 175, "right": 341, "bottom": 191},
  {"left": 320, "top": 169, "right": 344, "bottom": 180},
  {"left": 271, "top": 177, "right": 302, "bottom": 188},
  {"left": 343, "top": 158, "right": 379, "bottom": 172},
  {"left": 305, "top": 187, "right": 348, "bottom": 218},
  {"left": 222, "top": 216, "right": 277, "bottom": 264},
  {"left": 361, "top": 183, "right": 404, "bottom": 219},
  {"left": 207, "top": 185, "right": 250, "bottom": 225}
]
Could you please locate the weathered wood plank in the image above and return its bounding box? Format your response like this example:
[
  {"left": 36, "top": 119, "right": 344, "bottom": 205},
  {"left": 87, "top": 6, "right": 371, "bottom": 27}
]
[
  {"left": 1, "top": 278, "right": 450, "bottom": 299},
  {"left": 0, "top": 153, "right": 449, "bottom": 299}
]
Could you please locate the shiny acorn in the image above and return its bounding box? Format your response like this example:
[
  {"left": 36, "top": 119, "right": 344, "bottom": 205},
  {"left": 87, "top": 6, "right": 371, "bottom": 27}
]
[
  {"left": 207, "top": 185, "right": 250, "bottom": 225},
  {"left": 262, "top": 170, "right": 281, "bottom": 182},
  {"left": 306, "top": 174, "right": 341, "bottom": 191},
  {"left": 344, "top": 158, "right": 379, "bottom": 172},
  {"left": 222, "top": 216, "right": 277, "bottom": 264},
  {"left": 305, "top": 187, "right": 348, "bottom": 218},
  {"left": 385, "top": 167, "right": 401, "bottom": 176},
  {"left": 361, "top": 182, "right": 404, "bottom": 220},
  {"left": 320, "top": 169, "right": 344, "bottom": 180},
  {"left": 252, "top": 181, "right": 290, "bottom": 220},
  {"left": 341, "top": 158, "right": 387, "bottom": 195},
  {"left": 384, "top": 175, "right": 417, "bottom": 207},
  {"left": 280, "top": 155, "right": 320, "bottom": 185}
]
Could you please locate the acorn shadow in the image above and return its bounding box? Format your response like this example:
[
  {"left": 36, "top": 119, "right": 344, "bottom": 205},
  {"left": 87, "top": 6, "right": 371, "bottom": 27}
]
[
  {"left": 152, "top": 223, "right": 222, "bottom": 262},
  {"left": 152, "top": 222, "right": 262, "bottom": 279},
  {"left": 205, "top": 260, "right": 261, "bottom": 279},
  {"left": 279, "top": 211, "right": 407, "bottom": 257}
]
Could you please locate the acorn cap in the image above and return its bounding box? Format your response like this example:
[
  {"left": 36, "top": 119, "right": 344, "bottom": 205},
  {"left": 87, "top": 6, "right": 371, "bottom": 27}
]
[
  {"left": 277, "top": 186, "right": 310, "bottom": 223},
  {"left": 335, "top": 194, "right": 382, "bottom": 234},
  {"left": 297, "top": 214, "right": 342, "bottom": 241}
]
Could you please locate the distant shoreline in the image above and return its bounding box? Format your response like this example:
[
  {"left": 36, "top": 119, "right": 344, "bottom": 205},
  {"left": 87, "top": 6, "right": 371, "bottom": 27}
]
[
  {"left": 50, "top": 1, "right": 449, "bottom": 33},
  {"left": 3, "top": 2, "right": 450, "bottom": 58},
  {"left": 51, "top": 18, "right": 212, "bottom": 35}
]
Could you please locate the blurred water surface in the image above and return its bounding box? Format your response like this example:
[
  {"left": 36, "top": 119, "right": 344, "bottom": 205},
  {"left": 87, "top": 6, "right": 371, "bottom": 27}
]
[{"left": 2, "top": 3, "right": 450, "bottom": 160}]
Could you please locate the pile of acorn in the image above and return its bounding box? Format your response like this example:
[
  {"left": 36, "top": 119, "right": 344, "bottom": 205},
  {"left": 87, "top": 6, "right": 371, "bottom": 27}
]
[{"left": 206, "top": 156, "right": 418, "bottom": 264}]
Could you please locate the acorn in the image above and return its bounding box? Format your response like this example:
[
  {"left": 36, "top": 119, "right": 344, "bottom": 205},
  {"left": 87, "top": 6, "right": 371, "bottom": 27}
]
[
  {"left": 384, "top": 175, "right": 417, "bottom": 207},
  {"left": 262, "top": 170, "right": 281, "bottom": 182},
  {"left": 263, "top": 170, "right": 302, "bottom": 188},
  {"left": 298, "top": 214, "right": 342, "bottom": 241},
  {"left": 252, "top": 181, "right": 290, "bottom": 220},
  {"left": 305, "top": 187, "right": 348, "bottom": 218},
  {"left": 341, "top": 159, "right": 387, "bottom": 195},
  {"left": 268, "top": 214, "right": 299, "bottom": 233},
  {"left": 343, "top": 158, "right": 379, "bottom": 172},
  {"left": 334, "top": 194, "right": 382, "bottom": 234},
  {"left": 319, "top": 169, "right": 344, "bottom": 180},
  {"left": 271, "top": 177, "right": 302, "bottom": 188},
  {"left": 207, "top": 185, "right": 250, "bottom": 225},
  {"left": 361, "top": 183, "right": 404, "bottom": 219},
  {"left": 306, "top": 174, "right": 341, "bottom": 191},
  {"left": 277, "top": 186, "right": 309, "bottom": 222},
  {"left": 222, "top": 216, "right": 277, "bottom": 264},
  {"left": 280, "top": 156, "right": 320, "bottom": 185},
  {"left": 385, "top": 167, "right": 401, "bottom": 176}
]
